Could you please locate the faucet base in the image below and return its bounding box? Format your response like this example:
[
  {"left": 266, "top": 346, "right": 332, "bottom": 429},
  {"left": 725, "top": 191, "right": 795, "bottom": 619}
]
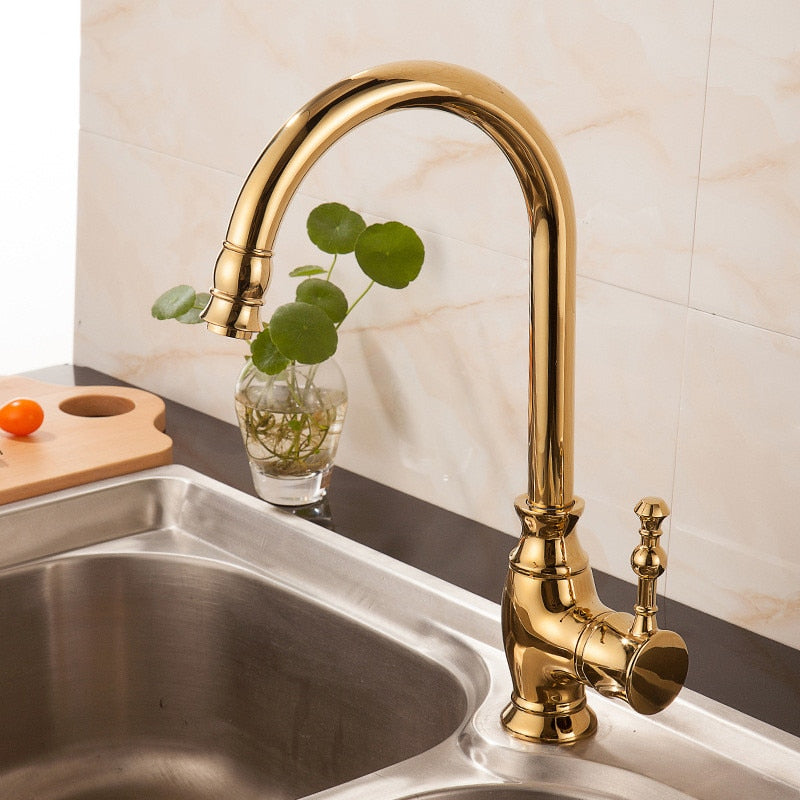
[{"left": 501, "top": 693, "right": 597, "bottom": 744}]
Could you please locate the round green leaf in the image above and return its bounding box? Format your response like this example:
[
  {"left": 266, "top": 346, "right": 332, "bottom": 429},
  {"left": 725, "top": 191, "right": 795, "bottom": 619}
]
[
  {"left": 175, "top": 291, "right": 211, "bottom": 324},
  {"left": 289, "top": 265, "right": 327, "bottom": 278},
  {"left": 250, "top": 327, "right": 291, "bottom": 375},
  {"left": 151, "top": 285, "right": 196, "bottom": 320},
  {"left": 354, "top": 222, "right": 425, "bottom": 289},
  {"left": 175, "top": 307, "right": 204, "bottom": 324},
  {"left": 269, "top": 302, "right": 338, "bottom": 364},
  {"left": 295, "top": 278, "right": 348, "bottom": 324},
  {"left": 307, "top": 202, "right": 366, "bottom": 254},
  {"left": 194, "top": 291, "right": 211, "bottom": 309}
]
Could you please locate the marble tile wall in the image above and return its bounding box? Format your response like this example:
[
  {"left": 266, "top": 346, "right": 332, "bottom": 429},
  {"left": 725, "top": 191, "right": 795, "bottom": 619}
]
[{"left": 75, "top": 1, "right": 800, "bottom": 648}]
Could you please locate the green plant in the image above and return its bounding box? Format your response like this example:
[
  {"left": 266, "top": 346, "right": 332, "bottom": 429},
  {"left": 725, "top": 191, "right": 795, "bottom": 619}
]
[
  {"left": 151, "top": 201, "right": 425, "bottom": 374},
  {"left": 152, "top": 202, "right": 425, "bottom": 480}
]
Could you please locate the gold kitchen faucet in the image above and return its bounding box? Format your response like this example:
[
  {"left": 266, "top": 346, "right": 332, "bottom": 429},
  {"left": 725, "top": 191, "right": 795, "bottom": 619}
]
[{"left": 201, "top": 61, "right": 688, "bottom": 744}]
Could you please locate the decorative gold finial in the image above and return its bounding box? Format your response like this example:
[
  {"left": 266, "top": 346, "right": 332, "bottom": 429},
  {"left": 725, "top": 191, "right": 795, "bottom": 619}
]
[{"left": 631, "top": 496, "right": 670, "bottom": 636}]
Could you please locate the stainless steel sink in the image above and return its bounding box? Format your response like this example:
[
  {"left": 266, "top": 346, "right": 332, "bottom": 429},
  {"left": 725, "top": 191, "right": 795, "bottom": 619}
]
[
  {"left": 1, "top": 467, "right": 798, "bottom": 799},
  {"left": 0, "top": 555, "right": 466, "bottom": 799}
]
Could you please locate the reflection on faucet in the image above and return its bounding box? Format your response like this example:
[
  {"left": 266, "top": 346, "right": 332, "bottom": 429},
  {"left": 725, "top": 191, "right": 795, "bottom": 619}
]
[{"left": 201, "top": 61, "right": 688, "bottom": 744}]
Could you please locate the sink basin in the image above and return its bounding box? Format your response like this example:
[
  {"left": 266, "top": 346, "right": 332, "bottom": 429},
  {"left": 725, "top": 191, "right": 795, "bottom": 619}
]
[
  {"left": 0, "top": 468, "right": 479, "bottom": 799},
  {"left": 0, "top": 555, "right": 465, "bottom": 799},
  {"left": 1, "top": 466, "right": 798, "bottom": 800}
]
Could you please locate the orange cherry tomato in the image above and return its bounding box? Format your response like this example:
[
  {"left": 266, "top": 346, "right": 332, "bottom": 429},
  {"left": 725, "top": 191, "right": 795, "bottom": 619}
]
[{"left": 0, "top": 398, "right": 44, "bottom": 436}]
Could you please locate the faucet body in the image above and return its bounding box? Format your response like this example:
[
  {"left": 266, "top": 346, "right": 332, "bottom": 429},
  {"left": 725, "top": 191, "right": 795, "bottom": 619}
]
[
  {"left": 202, "top": 61, "right": 688, "bottom": 743},
  {"left": 503, "top": 496, "right": 688, "bottom": 742}
]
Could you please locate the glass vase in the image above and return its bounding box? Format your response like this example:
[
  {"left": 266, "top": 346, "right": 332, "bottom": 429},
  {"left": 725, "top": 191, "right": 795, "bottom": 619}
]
[{"left": 234, "top": 358, "right": 347, "bottom": 506}]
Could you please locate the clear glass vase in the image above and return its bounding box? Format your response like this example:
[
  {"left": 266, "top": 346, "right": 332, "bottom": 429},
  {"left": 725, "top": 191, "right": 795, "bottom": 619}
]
[{"left": 234, "top": 358, "right": 347, "bottom": 506}]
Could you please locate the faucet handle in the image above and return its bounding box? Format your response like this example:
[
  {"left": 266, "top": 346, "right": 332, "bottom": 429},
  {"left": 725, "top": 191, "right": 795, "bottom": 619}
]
[{"left": 630, "top": 496, "right": 670, "bottom": 637}]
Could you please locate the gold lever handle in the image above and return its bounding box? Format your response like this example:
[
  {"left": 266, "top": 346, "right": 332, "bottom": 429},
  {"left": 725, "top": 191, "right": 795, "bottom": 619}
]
[{"left": 630, "top": 496, "right": 670, "bottom": 636}]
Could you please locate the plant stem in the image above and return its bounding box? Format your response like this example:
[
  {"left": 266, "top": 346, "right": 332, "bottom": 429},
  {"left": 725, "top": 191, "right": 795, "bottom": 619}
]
[
  {"left": 326, "top": 254, "right": 338, "bottom": 281},
  {"left": 338, "top": 280, "right": 375, "bottom": 329},
  {"left": 240, "top": 360, "right": 337, "bottom": 473}
]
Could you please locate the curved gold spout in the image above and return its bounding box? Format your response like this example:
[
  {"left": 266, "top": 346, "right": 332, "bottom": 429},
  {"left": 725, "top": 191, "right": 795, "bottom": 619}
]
[
  {"left": 202, "top": 60, "right": 576, "bottom": 512},
  {"left": 202, "top": 61, "right": 687, "bottom": 744}
]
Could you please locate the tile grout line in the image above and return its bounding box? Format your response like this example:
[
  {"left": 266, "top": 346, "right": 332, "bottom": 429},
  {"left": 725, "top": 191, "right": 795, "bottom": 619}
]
[
  {"left": 664, "top": 0, "right": 716, "bottom": 617},
  {"left": 78, "top": 127, "right": 248, "bottom": 181},
  {"left": 687, "top": 0, "right": 716, "bottom": 307}
]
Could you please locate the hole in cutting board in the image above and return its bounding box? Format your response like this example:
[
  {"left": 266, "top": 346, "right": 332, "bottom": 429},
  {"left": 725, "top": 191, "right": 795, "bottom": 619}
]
[{"left": 59, "top": 395, "right": 136, "bottom": 418}]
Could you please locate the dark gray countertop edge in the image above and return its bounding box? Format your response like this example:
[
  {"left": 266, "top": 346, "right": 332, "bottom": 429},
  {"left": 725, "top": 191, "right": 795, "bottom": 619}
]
[{"left": 23, "top": 365, "right": 800, "bottom": 738}]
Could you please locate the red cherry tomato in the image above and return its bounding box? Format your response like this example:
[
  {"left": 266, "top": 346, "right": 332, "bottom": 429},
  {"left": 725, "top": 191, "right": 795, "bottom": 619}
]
[{"left": 0, "top": 398, "right": 45, "bottom": 436}]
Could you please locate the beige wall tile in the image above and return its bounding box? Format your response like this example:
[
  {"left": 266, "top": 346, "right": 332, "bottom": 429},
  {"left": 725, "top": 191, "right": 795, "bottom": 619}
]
[
  {"left": 670, "top": 310, "right": 800, "bottom": 646},
  {"left": 669, "top": 523, "right": 800, "bottom": 650},
  {"left": 674, "top": 310, "right": 800, "bottom": 563},
  {"left": 691, "top": 1, "right": 800, "bottom": 338},
  {"left": 573, "top": 282, "right": 685, "bottom": 584}
]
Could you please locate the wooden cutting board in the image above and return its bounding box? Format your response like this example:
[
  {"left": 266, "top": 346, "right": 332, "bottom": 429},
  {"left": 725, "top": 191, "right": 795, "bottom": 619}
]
[{"left": 0, "top": 376, "right": 173, "bottom": 504}]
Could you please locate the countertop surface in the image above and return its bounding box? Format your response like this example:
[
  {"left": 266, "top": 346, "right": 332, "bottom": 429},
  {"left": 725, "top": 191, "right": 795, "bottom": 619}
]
[{"left": 22, "top": 364, "right": 800, "bottom": 738}]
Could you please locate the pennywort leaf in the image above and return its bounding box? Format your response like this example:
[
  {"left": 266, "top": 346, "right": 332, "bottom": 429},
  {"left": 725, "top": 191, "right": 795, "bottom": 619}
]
[
  {"left": 151, "top": 285, "right": 196, "bottom": 320},
  {"left": 268, "top": 302, "right": 338, "bottom": 364},
  {"left": 289, "top": 265, "right": 327, "bottom": 278},
  {"left": 175, "top": 291, "right": 211, "bottom": 324},
  {"left": 307, "top": 202, "right": 366, "bottom": 254},
  {"left": 354, "top": 222, "right": 425, "bottom": 289},
  {"left": 295, "top": 278, "right": 348, "bottom": 324},
  {"left": 250, "top": 326, "right": 291, "bottom": 375}
]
